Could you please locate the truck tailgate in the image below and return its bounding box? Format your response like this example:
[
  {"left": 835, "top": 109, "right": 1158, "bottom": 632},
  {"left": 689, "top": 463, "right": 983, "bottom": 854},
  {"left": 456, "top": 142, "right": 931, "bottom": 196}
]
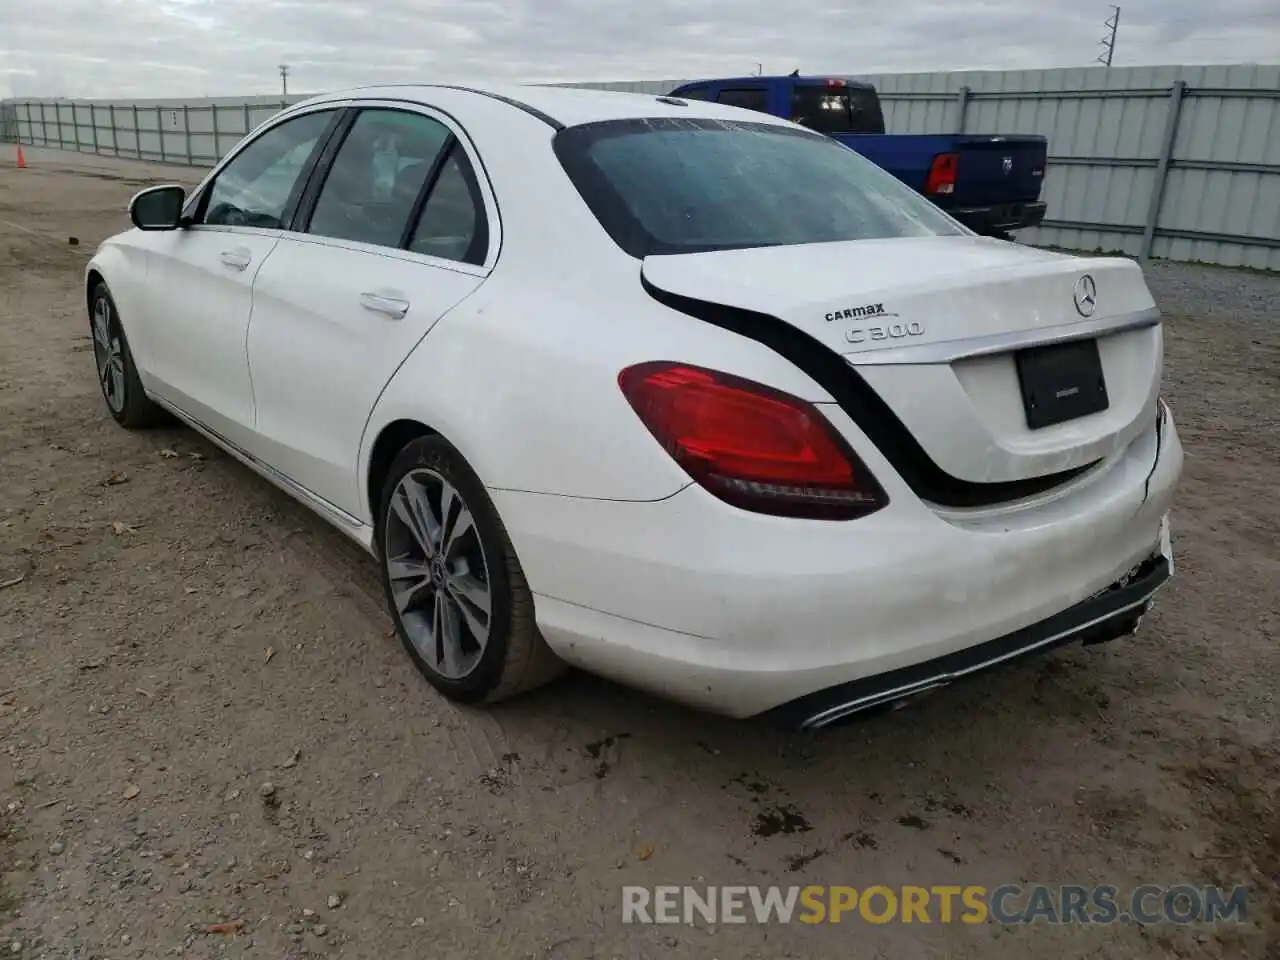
[{"left": 955, "top": 135, "right": 1047, "bottom": 204}]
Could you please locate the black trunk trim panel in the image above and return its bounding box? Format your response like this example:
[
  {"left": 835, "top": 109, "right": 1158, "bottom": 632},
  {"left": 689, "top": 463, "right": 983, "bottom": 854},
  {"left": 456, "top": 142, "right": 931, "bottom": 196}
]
[{"left": 641, "top": 276, "right": 1097, "bottom": 508}]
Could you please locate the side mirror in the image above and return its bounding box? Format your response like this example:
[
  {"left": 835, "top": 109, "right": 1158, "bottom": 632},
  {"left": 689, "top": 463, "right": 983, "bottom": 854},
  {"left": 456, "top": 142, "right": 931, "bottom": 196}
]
[{"left": 129, "top": 185, "right": 187, "bottom": 231}]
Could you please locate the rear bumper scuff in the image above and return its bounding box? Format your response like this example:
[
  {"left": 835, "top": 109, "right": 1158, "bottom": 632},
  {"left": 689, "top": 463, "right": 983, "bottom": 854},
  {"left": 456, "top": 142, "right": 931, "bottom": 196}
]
[{"left": 764, "top": 552, "right": 1170, "bottom": 730}]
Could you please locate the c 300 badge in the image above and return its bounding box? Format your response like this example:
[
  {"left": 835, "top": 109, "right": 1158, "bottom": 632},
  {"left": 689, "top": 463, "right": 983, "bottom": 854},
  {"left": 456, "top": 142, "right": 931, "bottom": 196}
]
[
  {"left": 843, "top": 321, "right": 925, "bottom": 345},
  {"left": 825, "top": 302, "right": 924, "bottom": 344}
]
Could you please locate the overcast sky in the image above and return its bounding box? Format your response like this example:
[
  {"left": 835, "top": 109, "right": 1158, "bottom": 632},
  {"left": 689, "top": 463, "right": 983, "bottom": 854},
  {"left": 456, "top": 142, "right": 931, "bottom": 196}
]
[{"left": 2, "top": 0, "right": 1278, "bottom": 99}]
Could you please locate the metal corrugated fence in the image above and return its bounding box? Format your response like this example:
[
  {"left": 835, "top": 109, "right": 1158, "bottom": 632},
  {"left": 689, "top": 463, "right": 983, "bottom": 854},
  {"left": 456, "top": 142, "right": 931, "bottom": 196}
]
[
  {"left": 0, "top": 96, "right": 300, "bottom": 170},
  {"left": 3, "top": 64, "right": 1278, "bottom": 270}
]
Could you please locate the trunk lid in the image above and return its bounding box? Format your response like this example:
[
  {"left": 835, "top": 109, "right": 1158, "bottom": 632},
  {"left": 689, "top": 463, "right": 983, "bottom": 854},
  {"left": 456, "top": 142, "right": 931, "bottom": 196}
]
[{"left": 641, "top": 236, "right": 1162, "bottom": 491}]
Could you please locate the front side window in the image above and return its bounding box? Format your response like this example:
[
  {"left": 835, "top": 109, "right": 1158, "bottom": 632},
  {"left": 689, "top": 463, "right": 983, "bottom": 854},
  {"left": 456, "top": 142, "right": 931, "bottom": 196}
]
[
  {"left": 554, "top": 117, "right": 966, "bottom": 258},
  {"left": 307, "top": 108, "right": 453, "bottom": 249},
  {"left": 202, "top": 110, "right": 336, "bottom": 228}
]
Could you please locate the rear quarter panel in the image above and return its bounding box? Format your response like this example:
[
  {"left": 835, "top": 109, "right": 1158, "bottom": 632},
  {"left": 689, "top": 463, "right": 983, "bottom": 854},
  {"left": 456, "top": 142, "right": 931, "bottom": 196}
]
[{"left": 358, "top": 265, "right": 838, "bottom": 516}]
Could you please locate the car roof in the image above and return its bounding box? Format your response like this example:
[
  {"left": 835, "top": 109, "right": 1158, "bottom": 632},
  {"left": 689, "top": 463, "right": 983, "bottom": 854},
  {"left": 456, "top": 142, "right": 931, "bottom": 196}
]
[{"left": 295, "top": 82, "right": 800, "bottom": 130}]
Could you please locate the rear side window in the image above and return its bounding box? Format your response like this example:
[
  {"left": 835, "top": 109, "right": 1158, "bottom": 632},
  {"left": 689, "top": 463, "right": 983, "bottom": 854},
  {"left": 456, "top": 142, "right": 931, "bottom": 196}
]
[
  {"left": 675, "top": 87, "right": 710, "bottom": 101},
  {"left": 791, "top": 85, "right": 885, "bottom": 135},
  {"left": 407, "top": 144, "right": 489, "bottom": 266},
  {"left": 716, "top": 88, "right": 769, "bottom": 113},
  {"left": 554, "top": 117, "right": 965, "bottom": 258}
]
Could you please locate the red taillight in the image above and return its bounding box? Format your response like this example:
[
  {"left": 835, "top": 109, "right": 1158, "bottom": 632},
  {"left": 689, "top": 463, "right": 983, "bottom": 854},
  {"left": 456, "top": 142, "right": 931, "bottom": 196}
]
[
  {"left": 618, "top": 362, "right": 887, "bottom": 520},
  {"left": 823, "top": 78, "right": 848, "bottom": 88},
  {"left": 925, "top": 152, "right": 959, "bottom": 196}
]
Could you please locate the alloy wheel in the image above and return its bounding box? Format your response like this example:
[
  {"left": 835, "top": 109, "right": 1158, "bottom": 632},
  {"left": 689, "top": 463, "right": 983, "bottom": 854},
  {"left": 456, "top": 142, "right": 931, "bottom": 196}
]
[
  {"left": 91, "top": 296, "right": 126, "bottom": 414},
  {"left": 384, "top": 467, "right": 493, "bottom": 680}
]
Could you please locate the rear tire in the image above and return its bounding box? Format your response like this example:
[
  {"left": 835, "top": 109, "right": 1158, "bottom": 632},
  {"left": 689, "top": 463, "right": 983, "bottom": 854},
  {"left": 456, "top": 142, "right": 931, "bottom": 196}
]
[
  {"left": 90, "top": 282, "right": 166, "bottom": 428},
  {"left": 375, "top": 435, "right": 565, "bottom": 704}
]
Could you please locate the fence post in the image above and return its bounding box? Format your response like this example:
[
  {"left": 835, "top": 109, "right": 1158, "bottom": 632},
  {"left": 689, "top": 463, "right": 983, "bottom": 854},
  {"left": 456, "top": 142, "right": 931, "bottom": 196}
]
[
  {"left": 243, "top": 103, "right": 251, "bottom": 139},
  {"left": 211, "top": 103, "right": 220, "bottom": 163},
  {"left": 183, "top": 104, "right": 193, "bottom": 165},
  {"left": 109, "top": 104, "right": 119, "bottom": 155},
  {"left": 1141, "top": 80, "right": 1186, "bottom": 263},
  {"left": 132, "top": 104, "right": 141, "bottom": 158},
  {"left": 72, "top": 103, "right": 82, "bottom": 152},
  {"left": 157, "top": 106, "right": 166, "bottom": 162},
  {"left": 955, "top": 85, "right": 970, "bottom": 134},
  {"left": 90, "top": 103, "right": 100, "bottom": 154},
  {"left": 40, "top": 102, "right": 48, "bottom": 145}
]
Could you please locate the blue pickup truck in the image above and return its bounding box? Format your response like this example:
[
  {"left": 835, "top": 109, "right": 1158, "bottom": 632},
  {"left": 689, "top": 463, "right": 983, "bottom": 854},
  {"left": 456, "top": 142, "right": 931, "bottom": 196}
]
[{"left": 667, "top": 74, "right": 1048, "bottom": 238}]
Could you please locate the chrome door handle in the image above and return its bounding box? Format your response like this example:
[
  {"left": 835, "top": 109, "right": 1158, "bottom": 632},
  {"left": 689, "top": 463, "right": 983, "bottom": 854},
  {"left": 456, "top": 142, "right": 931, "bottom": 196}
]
[
  {"left": 359, "top": 292, "right": 410, "bottom": 320},
  {"left": 219, "top": 249, "right": 252, "bottom": 271}
]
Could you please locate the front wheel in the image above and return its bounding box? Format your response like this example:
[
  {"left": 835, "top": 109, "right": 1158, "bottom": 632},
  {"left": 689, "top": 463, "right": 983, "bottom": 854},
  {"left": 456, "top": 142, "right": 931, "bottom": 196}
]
[
  {"left": 375, "top": 435, "right": 565, "bottom": 704},
  {"left": 90, "top": 282, "right": 166, "bottom": 428}
]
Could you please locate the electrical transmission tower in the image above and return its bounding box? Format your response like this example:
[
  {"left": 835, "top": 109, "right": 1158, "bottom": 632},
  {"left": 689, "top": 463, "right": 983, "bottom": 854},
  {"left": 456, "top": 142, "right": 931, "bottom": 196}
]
[{"left": 1097, "top": 6, "right": 1121, "bottom": 68}]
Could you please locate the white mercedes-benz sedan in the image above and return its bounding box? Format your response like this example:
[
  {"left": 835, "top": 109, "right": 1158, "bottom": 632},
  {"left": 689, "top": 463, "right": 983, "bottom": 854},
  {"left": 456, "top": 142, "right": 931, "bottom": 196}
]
[{"left": 84, "top": 83, "right": 1182, "bottom": 728}]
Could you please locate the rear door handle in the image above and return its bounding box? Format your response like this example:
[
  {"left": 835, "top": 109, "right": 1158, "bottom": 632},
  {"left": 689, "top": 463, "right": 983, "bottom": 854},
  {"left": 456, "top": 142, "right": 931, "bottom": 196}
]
[
  {"left": 219, "top": 248, "right": 252, "bottom": 271},
  {"left": 359, "top": 292, "right": 410, "bottom": 320}
]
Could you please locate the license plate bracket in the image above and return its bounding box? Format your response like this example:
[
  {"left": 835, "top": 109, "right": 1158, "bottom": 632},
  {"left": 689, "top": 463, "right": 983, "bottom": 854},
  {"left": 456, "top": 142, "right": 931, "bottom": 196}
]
[{"left": 1014, "top": 338, "right": 1109, "bottom": 430}]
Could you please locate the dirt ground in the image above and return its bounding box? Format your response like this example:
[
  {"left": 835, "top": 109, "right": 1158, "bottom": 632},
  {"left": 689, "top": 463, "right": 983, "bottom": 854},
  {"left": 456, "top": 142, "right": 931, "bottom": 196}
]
[{"left": 1, "top": 145, "right": 1277, "bottom": 960}]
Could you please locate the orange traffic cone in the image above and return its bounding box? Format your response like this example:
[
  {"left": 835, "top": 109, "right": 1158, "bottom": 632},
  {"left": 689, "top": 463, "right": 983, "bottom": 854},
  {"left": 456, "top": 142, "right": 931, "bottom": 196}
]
[{"left": 15, "top": 145, "right": 25, "bottom": 169}]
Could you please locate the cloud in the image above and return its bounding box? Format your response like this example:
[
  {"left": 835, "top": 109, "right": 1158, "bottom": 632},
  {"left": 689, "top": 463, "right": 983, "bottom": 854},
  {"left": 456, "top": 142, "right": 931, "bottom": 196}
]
[{"left": 0, "top": 0, "right": 1277, "bottom": 98}]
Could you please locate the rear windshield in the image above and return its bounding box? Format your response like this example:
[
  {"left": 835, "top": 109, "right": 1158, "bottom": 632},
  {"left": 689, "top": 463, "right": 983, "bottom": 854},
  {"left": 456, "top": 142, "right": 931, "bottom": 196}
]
[
  {"left": 791, "top": 85, "right": 885, "bottom": 134},
  {"left": 553, "top": 117, "right": 965, "bottom": 258}
]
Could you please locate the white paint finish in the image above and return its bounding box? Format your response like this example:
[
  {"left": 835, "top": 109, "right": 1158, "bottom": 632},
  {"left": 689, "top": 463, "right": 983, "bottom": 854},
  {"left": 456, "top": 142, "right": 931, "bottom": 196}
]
[
  {"left": 497, "top": 411, "right": 1182, "bottom": 718},
  {"left": 360, "top": 266, "right": 824, "bottom": 506},
  {"left": 245, "top": 236, "right": 485, "bottom": 515},
  {"left": 643, "top": 239, "right": 1153, "bottom": 349},
  {"left": 130, "top": 225, "right": 282, "bottom": 448},
  {"left": 645, "top": 238, "right": 1162, "bottom": 483},
  {"left": 85, "top": 240, "right": 152, "bottom": 366},
  {"left": 83, "top": 82, "right": 1186, "bottom": 719}
]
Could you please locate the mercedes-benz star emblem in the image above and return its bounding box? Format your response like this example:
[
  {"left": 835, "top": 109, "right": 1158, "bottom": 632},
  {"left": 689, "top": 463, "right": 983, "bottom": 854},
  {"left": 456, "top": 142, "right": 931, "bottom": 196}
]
[
  {"left": 1073, "top": 274, "right": 1098, "bottom": 317},
  {"left": 1001, "top": 156, "right": 1013, "bottom": 175}
]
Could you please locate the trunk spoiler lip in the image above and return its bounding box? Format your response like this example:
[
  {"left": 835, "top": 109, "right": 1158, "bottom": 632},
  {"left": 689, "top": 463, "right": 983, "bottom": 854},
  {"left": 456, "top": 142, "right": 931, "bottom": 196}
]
[{"left": 846, "top": 306, "right": 1161, "bottom": 366}]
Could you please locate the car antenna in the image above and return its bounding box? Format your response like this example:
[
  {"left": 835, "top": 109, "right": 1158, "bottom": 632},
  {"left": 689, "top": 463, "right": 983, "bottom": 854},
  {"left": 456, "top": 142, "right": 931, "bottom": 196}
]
[{"left": 789, "top": 69, "right": 800, "bottom": 77}]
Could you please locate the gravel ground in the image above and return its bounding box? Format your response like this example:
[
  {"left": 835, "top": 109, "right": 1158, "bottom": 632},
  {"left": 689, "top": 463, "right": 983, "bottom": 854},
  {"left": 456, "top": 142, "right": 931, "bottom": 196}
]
[{"left": 1, "top": 146, "right": 1277, "bottom": 960}]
